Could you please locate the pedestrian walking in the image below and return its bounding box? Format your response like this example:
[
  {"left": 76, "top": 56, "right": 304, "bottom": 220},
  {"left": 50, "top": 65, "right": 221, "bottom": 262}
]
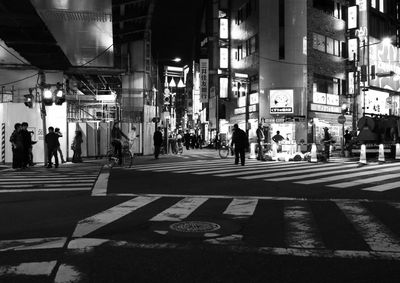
[
  {"left": 55, "top": 128, "right": 66, "bottom": 163},
  {"left": 45, "top": 126, "right": 60, "bottom": 168},
  {"left": 71, "top": 130, "right": 83, "bottom": 163},
  {"left": 256, "top": 123, "right": 266, "bottom": 161},
  {"left": 184, "top": 130, "right": 191, "bottom": 150},
  {"left": 10, "top": 123, "right": 23, "bottom": 169},
  {"left": 231, "top": 124, "right": 249, "bottom": 166},
  {"left": 153, "top": 127, "right": 163, "bottom": 159}
]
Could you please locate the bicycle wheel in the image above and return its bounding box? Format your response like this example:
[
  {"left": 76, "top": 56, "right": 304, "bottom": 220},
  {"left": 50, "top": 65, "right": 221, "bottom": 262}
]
[
  {"left": 106, "top": 150, "right": 116, "bottom": 168},
  {"left": 219, "top": 146, "right": 229, "bottom": 159},
  {"left": 122, "top": 151, "right": 133, "bottom": 168}
]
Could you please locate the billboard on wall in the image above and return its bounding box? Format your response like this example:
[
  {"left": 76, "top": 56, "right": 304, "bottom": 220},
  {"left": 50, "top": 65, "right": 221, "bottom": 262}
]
[
  {"left": 199, "top": 59, "right": 209, "bottom": 103},
  {"left": 270, "top": 89, "right": 294, "bottom": 114}
]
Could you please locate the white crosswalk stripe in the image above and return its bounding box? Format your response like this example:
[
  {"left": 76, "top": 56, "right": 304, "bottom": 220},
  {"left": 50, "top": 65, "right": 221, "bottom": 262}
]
[
  {"left": 131, "top": 158, "right": 400, "bottom": 192},
  {"left": 336, "top": 201, "right": 400, "bottom": 252},
  {"left": 150, "top": 197, "right": 208, "bottom": 221},
  {"left": 66, "top": 195, "right": 400, "bottom": 257},
  {"left": 0, "top": 163, "right": 103, "bottom": 193},
  {"left": 223, "top": 198, "right": 258, "bottom": 219},
  {"left": 284, "top": 202, "right": 325, "bottom": 249}
]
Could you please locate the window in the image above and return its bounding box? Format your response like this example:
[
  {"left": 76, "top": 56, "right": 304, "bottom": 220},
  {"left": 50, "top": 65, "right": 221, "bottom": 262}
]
[
  {"left": 314, "top": 74, "right": 342, "bottom": 95},
  {"left": 314, "top": 0, "right": 343, "bottom": 19},
  {"left": 236, "top": 0, "right": 255, "bottom": 25},
  {"left": 313, "top": 33, "right": 341, "bottom": 57},
  {"left": 236, "top": 35, "right": 258, "bottom": 61},
  {"left": 279, "top": 0, "right": 285, "bottom": 59},
  {"left": 371, "top": 0, "right": 377, "bottom": 9}
]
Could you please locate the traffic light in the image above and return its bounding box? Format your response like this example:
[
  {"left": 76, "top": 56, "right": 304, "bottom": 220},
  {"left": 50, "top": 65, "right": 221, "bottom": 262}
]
[
  {"left": 54, "top": 83, "right": 65, "bottom": 105},
  {"left": 42, "top": 88, "right": 53, "bottom": 106},
  {"left": 24, "top": 88, "right": 34, "bottom": 108},
  {"left": 163, "top": 94, "right": 170, "bottom": 105}
]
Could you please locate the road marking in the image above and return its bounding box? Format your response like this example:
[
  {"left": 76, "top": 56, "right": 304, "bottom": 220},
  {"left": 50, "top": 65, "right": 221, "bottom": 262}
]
[
  {"left": 91, "top": 166, "right": 109, "bottom": 196},
  {"left": 336, "top": 201, "right": 400, "bottom": 252},
  {"left": 363, "top": 181, "right": 400, "bottom": 192},
  {"left": 0, "top": 188, "right": 91, "bottom": 193},
  {"left": 150, "top": 197, "right": 208, "bottom": 221},
  {"left": 72, "top": 196, "right": 160, "bottom": 237},
  {"left": 223, "top": 198, "right": 258, "bottom": 218},
  {"left": 54, "top": 264, "right": 82, "bottom": 283},
  {"left": 285, "top": 203, "right": 325, "bottom": 249},
  {"left": 240, "top": 163, "right": 353, "bottom": 180},
  {"left": 0, "top": 261, "right": 57, "bottom": 276},
  {"left": 0, "top": 237, "right": 67, "bottom": 252},
  {"left": 328, "top": 174, "right": 400, "bottom": 189},
  {"left": 295, "top": 164, "right": 399, "bottom": 184}
]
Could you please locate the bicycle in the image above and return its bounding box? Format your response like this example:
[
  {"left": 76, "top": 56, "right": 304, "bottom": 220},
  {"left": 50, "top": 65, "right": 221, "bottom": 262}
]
[
  {"left": 218, "top": 143, "right": 234, "bottom": 159},
  {"left": 106, "top": 140, "right": 134, "bottom": 168}
]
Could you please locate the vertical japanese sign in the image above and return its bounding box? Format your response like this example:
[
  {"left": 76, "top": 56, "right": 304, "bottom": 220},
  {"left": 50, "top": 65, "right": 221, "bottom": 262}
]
[{"left": 200, "top": 59, "right": 209, "bottom": 103}]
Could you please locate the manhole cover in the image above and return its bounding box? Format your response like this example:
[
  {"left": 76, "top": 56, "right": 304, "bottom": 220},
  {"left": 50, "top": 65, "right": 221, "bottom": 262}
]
[{"left": 169, "top": 221, "right": 221, "bottom": 233}]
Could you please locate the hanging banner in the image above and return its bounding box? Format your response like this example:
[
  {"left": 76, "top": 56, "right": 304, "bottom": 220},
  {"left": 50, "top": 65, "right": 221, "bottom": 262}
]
[{"left": 199, "top": 59, "right": 209, "bottom": 103}]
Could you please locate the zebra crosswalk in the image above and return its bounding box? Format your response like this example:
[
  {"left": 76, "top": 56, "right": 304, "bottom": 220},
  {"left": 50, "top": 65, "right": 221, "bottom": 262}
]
[
  {"left": 129, "top": 158, "right": 400, "bottom": 192},
  {"left": 71, "top": 195, "right": 400, "bottom": 257},
  {"left": 0, "top": 162, "right": 103, "bottom": 193}
]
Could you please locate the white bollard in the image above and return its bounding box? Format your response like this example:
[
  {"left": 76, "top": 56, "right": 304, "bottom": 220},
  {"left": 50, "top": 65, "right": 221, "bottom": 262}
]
[
  {"left": 378, "top": 144, "right": 385, "bottom": 162},
  {"left": 249, "top": 143, "right": 257, "bottom": 159},
  {"left": 396, "top": 143, "right": 400, "bottom": 160},
  {"left": 310, "top": 143, "right": 317, "bottom": 163},
  {"left": 359, "top": 144, "right": 367, "bottom": 164}
]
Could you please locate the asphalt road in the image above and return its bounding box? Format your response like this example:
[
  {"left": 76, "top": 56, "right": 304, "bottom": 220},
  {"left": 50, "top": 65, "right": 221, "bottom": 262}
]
[{"left": 1, "top": 149, "right": 400, "bottom": 282}]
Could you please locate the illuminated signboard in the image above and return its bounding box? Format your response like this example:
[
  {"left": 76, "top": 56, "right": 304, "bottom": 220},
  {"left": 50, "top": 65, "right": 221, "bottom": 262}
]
[
  {"left": 219, "top": 77, "right": 228, "bottom": 99},
  {"left": 220, "top": 18, "right": 228, "bottom": 39},
  {"left": 348, "top": 72, "right": 355, "bottom": 95},
  {"left": 270, "top": 89, "right": 294, "bottom": 114},
  {"left": 220, "top": 47, "right": 228, "bottom": 69},
  {"left": 199, "top": 59, "right": 209, "bottom": 103},
  {"left": 347, "top": 6, "right": 358, "bottom": 29},
  {"left": 348, "top": 38, "right": 358, "bottom": 61},
  {"left": 249, "top": 93, "right": 259, "bottom": 104}
]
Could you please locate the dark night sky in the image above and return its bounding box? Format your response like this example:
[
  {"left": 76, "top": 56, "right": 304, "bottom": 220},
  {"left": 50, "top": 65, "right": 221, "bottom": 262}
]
[{"left": 152, "top": 0, "right": 204, "bottom": 66}]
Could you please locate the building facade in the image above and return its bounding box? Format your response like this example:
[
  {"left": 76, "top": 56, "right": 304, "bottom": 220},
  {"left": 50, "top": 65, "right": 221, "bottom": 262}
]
[{"left": 198, "top": 0, "right": 400, "bottom": 147}]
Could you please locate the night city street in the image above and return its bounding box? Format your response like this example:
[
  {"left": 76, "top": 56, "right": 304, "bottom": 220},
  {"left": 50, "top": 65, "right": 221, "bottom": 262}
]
[{"left": 2, "top": 0, "right": 400, "bottom": 282}]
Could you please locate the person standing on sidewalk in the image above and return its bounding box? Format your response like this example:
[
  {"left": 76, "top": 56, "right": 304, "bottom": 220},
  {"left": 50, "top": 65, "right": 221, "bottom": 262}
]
[
  {"left": 231, "top": 124, "right": 249, "bottom": 166},
  {"left": 55, "top": 128, "right": 66, "bottom": 163},
  {"left": 10, "top": 123, "right": 23, "bottom": 169},
  {"left": 256, "top": 123, "right": 266, "bottom": 161},
  {"left": 322, "top": 127, "right": 333, "bottom": 161},
  {"left": 71, "top": 130, "right": 83, "bottom": 163},
  {"left": 111, "top": 123, "right": 128, "bottom": 165},
  {"left": 20, "top": 122, "right": 33, "bottom": 168},
  {"left": 45, "top": 126, "right": 59, "bottom": 168},
  {"left": 153, "top": 127, "right": 163, "bottom": 159}
]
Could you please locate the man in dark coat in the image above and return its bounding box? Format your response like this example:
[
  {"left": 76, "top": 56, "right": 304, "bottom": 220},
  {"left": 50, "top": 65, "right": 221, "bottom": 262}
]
[
  {"left": 231, "top": 124, "right": 249, "bottom": 166},
  {"left": 183, "top": 130, "right": 191, "bottom": 150},
  {"left": 45, "top": 126, "right": 60, "bottom": 168},
  {"left": 10, "top": 123, "right": 23, "bottom": 169},
  {"left": 20, "top": 122, "right": 33, "bottom": 168},
  {"left": 256, "top": 123, "right": 266, "bottom": 161},
  {"left": 153, "top": 127, "right": 163, "bottom": 159}
]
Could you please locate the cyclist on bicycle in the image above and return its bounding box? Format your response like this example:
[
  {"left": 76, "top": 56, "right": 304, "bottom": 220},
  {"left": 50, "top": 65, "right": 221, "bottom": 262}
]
[{"left": 111, "top": 122, "right": 129, "bottom": 165}]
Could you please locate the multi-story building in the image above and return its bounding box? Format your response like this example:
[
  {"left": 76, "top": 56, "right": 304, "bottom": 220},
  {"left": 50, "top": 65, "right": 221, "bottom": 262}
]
[{"left": 198, "top": 0, "right": 400, "bottom": 148}]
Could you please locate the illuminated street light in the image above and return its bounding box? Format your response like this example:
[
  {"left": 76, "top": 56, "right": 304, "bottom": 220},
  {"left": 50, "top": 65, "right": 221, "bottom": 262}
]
[{"left": 172, "top": 57, "right": 181, "bottom": 62}]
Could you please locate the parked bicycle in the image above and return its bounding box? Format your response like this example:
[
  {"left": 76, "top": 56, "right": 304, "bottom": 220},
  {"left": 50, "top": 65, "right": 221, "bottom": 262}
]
[
  {"left": 218, "top": 142, "right": 234, "bottom": 159},
  {"left": 106, "top": 141, "right": 134, "bottom": 168}
]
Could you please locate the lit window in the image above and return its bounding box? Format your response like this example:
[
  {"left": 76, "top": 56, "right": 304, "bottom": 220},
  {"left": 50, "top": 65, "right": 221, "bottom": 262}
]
[
  {"left": 379, "top": 0, "right": 384, "bottom": 12},
  {"left": 371, "top": 0, "right": 376, "bottom": 8}
]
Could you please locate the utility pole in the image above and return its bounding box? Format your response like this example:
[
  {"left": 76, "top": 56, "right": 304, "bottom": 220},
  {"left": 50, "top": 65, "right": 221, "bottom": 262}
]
[{"left": 39, "top": 71, "right": 48, "bottom": 166}]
